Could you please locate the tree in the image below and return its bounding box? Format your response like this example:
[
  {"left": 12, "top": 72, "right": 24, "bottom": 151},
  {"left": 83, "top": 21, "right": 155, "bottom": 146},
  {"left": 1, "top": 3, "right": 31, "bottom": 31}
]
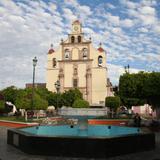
[
  {"left": 105, "top": 96, "right": 121, "bottom": 117},
  {"left": 0, "top": 100, "right": 5, "bottom": 114},
  {"left": 35, "top": 88, "right": 52, "bottom": 101},
  {"left": 2, "top": 86, "right": 18, "bottom": 103},
  {"left": 14, "top": 88, "right": 48, "bottom": 110},
  {"left": 33, "top": 93, "right": 48, "bottom": 110},
  {"left": 119, "top": 72, "right": 146, "bottom": 108},
  {"left": 47, "top": 92, "right": 63, "bottom": 108},
  {"left": 62, "top": 88, "right": 83, "bottom": 107},
  {"left": 14, "top": 89, "right": 30, "bottom": 109},
  {"left": 143, "top": 72, "right": 160, "bottom": 118},
  {"left": 72, "top": 99, "right": 89, "bottom": 108},
  {"left": 119, "top": 72, "right": 160, "bottom": 118}
]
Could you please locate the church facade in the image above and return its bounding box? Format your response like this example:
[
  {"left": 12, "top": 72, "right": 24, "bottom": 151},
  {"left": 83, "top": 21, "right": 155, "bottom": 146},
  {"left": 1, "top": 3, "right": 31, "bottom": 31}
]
[{"left": 46, "top": 20, "right": 107, "bottom": 105}]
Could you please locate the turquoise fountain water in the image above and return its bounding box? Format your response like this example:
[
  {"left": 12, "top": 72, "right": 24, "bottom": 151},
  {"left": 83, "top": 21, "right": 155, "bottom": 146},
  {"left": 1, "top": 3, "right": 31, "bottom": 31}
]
[
  {"left": 20, "top": 116, "right": 140, "bottom": 137},
  {"left": 20, "top": 125, "right": 140, "bottom": 137}
]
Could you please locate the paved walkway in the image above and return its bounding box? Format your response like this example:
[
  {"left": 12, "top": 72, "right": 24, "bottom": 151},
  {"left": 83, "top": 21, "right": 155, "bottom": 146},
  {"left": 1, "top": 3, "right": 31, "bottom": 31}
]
[{"left": 0, "top": 126, "right": 160, "bottom": 160}]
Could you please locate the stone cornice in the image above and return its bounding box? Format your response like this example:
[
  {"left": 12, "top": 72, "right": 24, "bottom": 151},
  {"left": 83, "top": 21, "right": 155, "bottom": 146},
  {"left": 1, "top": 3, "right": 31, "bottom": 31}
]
[
  {"left": 58, "top": 59, "right": 93, "bottom": 63},
  {"left": 60, "top": 41, "right": 91, "bottom": 46}
]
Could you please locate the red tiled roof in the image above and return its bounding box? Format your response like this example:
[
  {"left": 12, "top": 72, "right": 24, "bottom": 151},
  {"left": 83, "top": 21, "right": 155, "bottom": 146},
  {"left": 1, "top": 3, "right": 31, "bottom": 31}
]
[
  {"left": 48, "top": 48, "right": 55, "bottom": 54},
  {"left": 97, "top": 47, "right": 104, "bottom": 52}
]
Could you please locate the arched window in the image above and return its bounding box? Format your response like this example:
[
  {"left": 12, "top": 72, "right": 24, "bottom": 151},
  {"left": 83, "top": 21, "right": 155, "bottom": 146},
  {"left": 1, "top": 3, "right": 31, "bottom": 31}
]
[
  {"left": 78, "top": 36, "right": 81, "bottom": 43},
  {"left": 71, "top": 36, "right": 75, "bottom": 43},
  {"left": 74, "top": 68, "right": 77, "bottom": 75},
  {"left": 73, "top": 79, "right": 78, "bottom": 88},
  {"left": 82, "top": 48, "right": 88, "bottom": 59},
  {"left": 64, "top": 49, "right": 70, "bottom": 59},
  {"left": 98, "top": 56, "right": 103, "bottom": 66},
  {"left": 52, "top": 58, "right": 56, "bottom": 67}
]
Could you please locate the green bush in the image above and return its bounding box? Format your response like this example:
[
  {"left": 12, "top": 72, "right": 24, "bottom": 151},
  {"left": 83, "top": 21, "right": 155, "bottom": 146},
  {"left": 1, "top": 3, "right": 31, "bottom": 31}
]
[
  {"left": 34, "top": 94, "right": 48, "bottom": 110},
  {"left": 0, "top": 100, "right": 5, "bottom": 114},
  {"left": 62, "top": 88, "right": 83, "bottom": 107},
  {"left": 105, "top": 96, "right": 120, "bottom": 111},
  {"left": 72, "top": 99, "right": 89, "bottom": 108}
]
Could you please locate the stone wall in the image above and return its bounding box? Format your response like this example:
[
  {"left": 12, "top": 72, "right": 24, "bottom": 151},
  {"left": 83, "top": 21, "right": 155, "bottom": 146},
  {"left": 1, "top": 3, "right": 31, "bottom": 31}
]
[{"left": 58, "top": 107, "right": 108, "bottom": 116}]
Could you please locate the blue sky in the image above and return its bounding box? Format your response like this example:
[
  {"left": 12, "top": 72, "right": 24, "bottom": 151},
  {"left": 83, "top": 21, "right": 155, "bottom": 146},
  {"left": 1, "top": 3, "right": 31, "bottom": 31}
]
[{"left": 0, "top": 0, "right": 160, "bottom": 88}]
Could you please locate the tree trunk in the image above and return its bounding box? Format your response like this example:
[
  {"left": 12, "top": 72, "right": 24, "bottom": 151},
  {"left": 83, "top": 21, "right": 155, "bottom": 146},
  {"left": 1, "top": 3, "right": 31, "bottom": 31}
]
[{"left": 155, "top": 107, "right": 160, "bottom": 119}]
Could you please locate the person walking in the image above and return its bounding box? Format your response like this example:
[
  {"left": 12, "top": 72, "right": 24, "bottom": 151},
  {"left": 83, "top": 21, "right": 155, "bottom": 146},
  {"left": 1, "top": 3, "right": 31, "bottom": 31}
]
[{"left": 134, "top": 113, "right": 141, "bottom": 127}]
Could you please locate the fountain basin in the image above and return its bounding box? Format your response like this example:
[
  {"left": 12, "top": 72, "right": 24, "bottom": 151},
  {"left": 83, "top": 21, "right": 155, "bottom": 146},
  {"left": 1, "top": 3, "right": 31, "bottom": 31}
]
[{"left": 7, "top": 125, "right": 155, "bottom": 158}]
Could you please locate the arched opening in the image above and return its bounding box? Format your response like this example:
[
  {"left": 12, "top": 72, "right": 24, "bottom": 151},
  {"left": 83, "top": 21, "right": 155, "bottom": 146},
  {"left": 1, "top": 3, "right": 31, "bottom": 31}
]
[
  {"left": 71, "top": 36, "right": 75, "bottom": 43},
  {"left": 52, "top": 58, "right": 56, "bottom": 67},
  {"left": 98, "top": 56, "right": 103, "bottom": 66},
  {"left": 78, "top": 36, "right": 81, "bottom": 43},
  {"left": 64, "top": 49, "right": 70, "bottom": 59},
  {"left": 73, "top": 78, "right": 78, "bottom": 88},
  {"left": 82, "top": 48, "right": 88, "bottom": 59}
]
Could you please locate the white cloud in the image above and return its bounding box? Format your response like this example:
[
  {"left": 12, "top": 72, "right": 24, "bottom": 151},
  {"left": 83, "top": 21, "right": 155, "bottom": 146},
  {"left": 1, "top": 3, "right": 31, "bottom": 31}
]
[
  {"left": 107, "top": 13, "right": 120, "bottom": 26},
  {"left": 79, "top": 5, "right": 92, "bottom": 16},
  {"left": 141, "top": 0, "right": 157, "bottom": 7},
  {"left": 140, "top": 6, "right": 156, "bottom": 15},
  {"left": 120, "top": 0, "right": 138, "bottom": 9},
  {"left": 121, "top": 19, "right": 134, "bottom": 28},
  {"left": 153, "top": 22, "right": 160, "bottom": 34},
  {"left": 63, "top": 8, "right": 77, "bottom": 23},
  {"left": 83, "top": 27, "right": 95, "bottom": 35},
  {"left": 106, "top": 3, "right": 116, "bottom": 9},
  {"left": 111, "top": 27, "right": 122, "bottom": 34},
  {"left": 64, "top": 0, "right": 78, "bottom": 7},
  {"left": 140, "top": 15, "right": 156, "bottom": 25},
  {"left": 138, "top": 27, "right": 149, "bottom": 33}
]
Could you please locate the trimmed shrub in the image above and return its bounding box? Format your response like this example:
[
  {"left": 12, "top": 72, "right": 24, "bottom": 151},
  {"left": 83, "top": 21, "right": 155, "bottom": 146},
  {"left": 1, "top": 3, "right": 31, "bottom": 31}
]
[{"left": 72, "top": 99, "right": 89, "bottom": 108}]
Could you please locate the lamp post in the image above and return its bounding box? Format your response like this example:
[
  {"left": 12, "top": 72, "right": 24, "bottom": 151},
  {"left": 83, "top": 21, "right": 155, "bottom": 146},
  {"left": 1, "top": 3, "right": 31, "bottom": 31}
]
[
  {"left": 31, "top": 57, "right": 38, "bottom": 112},
  {"left": 124, "top": 64, "right": 130, "bottom": 73},
  {"left": 54, "top": 80, "right": 60, "bottom": 108}
]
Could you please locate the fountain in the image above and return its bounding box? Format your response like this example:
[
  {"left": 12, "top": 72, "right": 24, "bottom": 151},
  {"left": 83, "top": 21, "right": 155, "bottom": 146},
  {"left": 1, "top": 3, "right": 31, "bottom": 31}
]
[{"left": 7, "top": 114, "right": 155, "bottom": 158}]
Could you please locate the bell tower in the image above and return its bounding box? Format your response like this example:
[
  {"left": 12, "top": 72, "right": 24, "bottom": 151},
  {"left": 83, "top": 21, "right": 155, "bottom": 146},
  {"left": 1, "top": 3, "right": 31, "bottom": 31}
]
[{"left": 72, "top": 20, "right": 82, "bottom": 34}]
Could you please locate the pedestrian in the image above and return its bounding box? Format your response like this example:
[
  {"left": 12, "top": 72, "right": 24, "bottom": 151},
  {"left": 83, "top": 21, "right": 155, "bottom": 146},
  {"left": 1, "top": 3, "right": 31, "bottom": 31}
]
[{"left": 134, "top": 113, "right": 141, "bottom": 127}]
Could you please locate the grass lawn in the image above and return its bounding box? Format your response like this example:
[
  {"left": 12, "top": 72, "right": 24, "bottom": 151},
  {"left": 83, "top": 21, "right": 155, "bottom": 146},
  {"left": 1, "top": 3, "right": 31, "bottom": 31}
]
[{"left": 0, "top": 116, "right": 33, "bottom": 122}]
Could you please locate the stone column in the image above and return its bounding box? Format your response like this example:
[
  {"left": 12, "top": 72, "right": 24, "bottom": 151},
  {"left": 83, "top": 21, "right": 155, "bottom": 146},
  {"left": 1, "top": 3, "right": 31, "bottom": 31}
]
[
  {"left": 59, "top": 68, "right": 64, "bottom": 92},
  {"left": 86, "top": 67, "right": 92, "bottom": 104}
]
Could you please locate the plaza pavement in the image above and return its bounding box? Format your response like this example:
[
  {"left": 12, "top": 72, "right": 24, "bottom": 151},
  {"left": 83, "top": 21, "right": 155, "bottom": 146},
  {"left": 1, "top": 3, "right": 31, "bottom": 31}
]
[{"left": 0, "top": 126, "right": 160, "bottom": 160}]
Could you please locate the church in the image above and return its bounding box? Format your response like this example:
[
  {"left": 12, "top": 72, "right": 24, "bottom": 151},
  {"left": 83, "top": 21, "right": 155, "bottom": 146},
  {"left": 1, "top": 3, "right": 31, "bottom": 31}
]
[{"left": 46, "top": 20, "right": 108, "bottom": 106}]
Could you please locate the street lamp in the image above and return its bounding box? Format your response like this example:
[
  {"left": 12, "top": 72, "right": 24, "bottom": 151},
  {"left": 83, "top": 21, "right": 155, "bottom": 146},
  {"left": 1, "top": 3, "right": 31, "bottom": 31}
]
[
  {"left": 124, "top": 64, "right": 130, "bottom": 73},
  {"left": 31, "top": 57, "right": 38, "bottom": 111},
  {"left": 54, "top": 80, "right": 60, "bottom": 108},
  {"left": 54, "top": 80, "right": 60, "bottom": 93}
]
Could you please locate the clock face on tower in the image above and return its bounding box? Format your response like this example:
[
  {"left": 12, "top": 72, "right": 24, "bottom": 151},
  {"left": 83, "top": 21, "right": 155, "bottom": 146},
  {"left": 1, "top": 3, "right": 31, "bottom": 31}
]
[{"left": 74, "top": 26, "right": 78, "bottom": 31}]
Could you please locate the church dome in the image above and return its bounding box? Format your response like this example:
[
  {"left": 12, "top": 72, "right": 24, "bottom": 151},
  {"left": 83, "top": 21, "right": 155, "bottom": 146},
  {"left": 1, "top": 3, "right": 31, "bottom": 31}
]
[
  {"left": 97, "top": 47, "right": 104, "bottom": 52},
  {"left": 48, "top": 48, "right": 55, "bottom": 54},
  {"left": 97, "top": 43, "right": 104, "bottom": 52},
  {"left": 48, "top": 44, "right": 54, "bottom": 54}
]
